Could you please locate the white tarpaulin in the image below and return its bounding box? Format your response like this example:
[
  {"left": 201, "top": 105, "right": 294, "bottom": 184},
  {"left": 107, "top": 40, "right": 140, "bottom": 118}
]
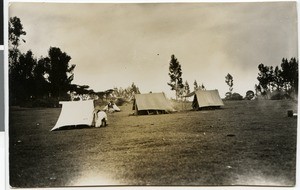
[{"left": 51, "top": 100, "right": 95, "bottom": 131}]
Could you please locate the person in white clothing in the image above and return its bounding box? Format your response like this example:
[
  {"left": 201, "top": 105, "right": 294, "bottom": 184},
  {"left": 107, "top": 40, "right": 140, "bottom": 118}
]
[{"left": 93, "top": 109, "right": 107, "bottom": 127}]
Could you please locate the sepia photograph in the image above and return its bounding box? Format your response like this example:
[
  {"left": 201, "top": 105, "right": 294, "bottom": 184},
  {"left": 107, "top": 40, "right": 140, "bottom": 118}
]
[{"left": 8, "top": 2, "right": 298, "bottom": 188}]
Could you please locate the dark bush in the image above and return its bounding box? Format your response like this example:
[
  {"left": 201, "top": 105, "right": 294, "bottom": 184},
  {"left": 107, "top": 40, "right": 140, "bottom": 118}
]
[
  {"left": 94, "top": 99, "right": 109, "bottom": 108},
  {"left": 225, "top": 92, "right": 232, "bottom": 100},
  {"left": 19, "top": 98, "right": 60, "bottom": 108},
  {"left": 225, "top": 92, "right": 243, "bottom": 101},
  {"left": 270, "top": 91, "right": 290, "bottom": 100},
  {"left": 115, "top": 98, "right": 127, "bottom": 106},
  {"left": 244, "top": 90, "right": 255, "bottom": 100},
  {"left": 231, "top": 93, "right": 243, "bottom": 100}
]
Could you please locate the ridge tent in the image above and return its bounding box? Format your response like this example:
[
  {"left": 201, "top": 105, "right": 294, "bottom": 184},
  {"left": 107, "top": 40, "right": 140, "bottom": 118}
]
[
  {"left": 133, "top": 92, "right": 175, "bottom": 115},
  {"left": 188, "top": 90, "right": 224, "bottom": 110},
  {"left": 51, "top": 100, "right": 95, "bottom": 131}
]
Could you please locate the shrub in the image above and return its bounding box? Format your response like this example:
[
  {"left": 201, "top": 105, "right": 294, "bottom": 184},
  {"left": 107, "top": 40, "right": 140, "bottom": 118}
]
[
  {"left": 270, "top": 91, "right": 290, "bottom": 100},
  {"left": 115, "top": 98, "right": 128, "bottom": 106},
  {"left": 225, "top": 92, "right": 243, "bottom": 101},
  {"left": 244, "top": 90, "right": 255, "bottom": 100},
  {"left": 19, "top": 98, "right": 60, "bottom": 108},
  {"left": 231, "top": 93, "right": 243, "bottom": 100}
]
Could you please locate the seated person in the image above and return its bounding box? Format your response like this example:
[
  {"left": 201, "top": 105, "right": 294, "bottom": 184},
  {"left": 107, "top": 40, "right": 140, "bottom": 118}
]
[{"left": 104, "top": 100, "right": 120, "bottom": 113}]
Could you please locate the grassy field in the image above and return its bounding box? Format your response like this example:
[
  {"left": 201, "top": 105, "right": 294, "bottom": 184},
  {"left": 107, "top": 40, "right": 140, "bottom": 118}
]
[{"left": 9, "top": 99, "right": 297, "bottom": 187}]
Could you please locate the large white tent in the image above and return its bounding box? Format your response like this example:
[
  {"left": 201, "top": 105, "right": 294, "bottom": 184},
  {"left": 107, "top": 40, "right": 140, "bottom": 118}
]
[{"left": 51, "top": 100, "right": 95, "bottom": 131}]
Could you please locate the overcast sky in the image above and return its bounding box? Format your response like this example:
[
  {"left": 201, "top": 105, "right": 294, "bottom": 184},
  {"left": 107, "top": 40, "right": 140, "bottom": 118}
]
[{"left": 9, "top": 2, "right": 298, "bottom": 98}]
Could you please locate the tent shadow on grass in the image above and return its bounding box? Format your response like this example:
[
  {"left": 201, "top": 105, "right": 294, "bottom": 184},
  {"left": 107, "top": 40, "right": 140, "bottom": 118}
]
[
  {"left": 51, "top": 125, "right": 98, "bottom": 131},
  {"left": 193, "top": 106, "right": 223, "bottom": 111}
]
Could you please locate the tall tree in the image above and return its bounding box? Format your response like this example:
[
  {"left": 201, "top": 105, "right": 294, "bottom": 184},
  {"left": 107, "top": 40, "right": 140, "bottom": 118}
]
[
  {"left": 281, "top": 58, "right": 298, "bottom": 93},
  {"left": 33, "top": 57, "right": 51, "bottom": 98},
  {"left": 18, "top": 50, "right": 37, "bottom": 99},
  {"left": 201, "top": 83, "right": 206, "bottom": 90},
  {"left": 9, "top": 17, "right": 26, "bottom": 69},
  {"left": 273, "top": 66, "right": 283, "bottom": 91},
  {"left": 47, "top": 47, "right": 75, "bottom": 99},
  {"left": 256, "top": 58, "right": 298, "bottom": 98},
  {"left": 193, "top": 80, "right": 198, "bottom": 91},
  {"left": 130, "top": 82, "right": 140, "bottom": 95},
  {"left": 8, "top": 17, "right": 27, "bottom": 105},
  {"left": 9, "top": 50, "right": 36, "bottom": 103},
  {"left": 225, "top": 73, "right": 233, "bottom": 94},
  {"left": 167, "top": 54, "right": 184, "bottom": 99},
  {"left": 9, "top": 17, "right": 26, "bottom": 49},
  {"left": 184, "top": 80, "right": 190, "bottom": 96},
  {"left": 257, "top": 64, "right": 280, "bottom": 94}
]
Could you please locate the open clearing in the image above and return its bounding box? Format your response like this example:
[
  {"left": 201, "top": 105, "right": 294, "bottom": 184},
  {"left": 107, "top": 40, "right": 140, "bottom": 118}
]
[{"left": 9, "top": 100, "right": 297, "bottom": 187}]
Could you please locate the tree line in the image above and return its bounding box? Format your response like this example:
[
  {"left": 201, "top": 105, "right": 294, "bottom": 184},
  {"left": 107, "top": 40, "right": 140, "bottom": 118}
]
[
  {"left": 168, "top": 54, "right": 298, "bottom": 100},
  {"left": 9, "top": 17, "right": 77, "bottom": 106},
  {"left": 9, "top": 17, "right": 141, "bottom": 107},
  {"left": 9, "top": 16, "right": 298, "bottom": 106},
  {"left": 255, "top": 58, "right": 298, "bottom": 99}
]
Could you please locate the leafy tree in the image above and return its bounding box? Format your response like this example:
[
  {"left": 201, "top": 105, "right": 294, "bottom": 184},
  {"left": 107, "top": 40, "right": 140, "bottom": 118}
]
[
  {"left": 130, "top": 82, "right": 140, "bottom": 95},
  {"left": 273, "top": 66, "right": 283, "bottom": 91},
  {"left": 280, "top": 58, "right": 298, "bottom": 93},
  {"left": 194, "top": 80, "right": 199, "bottom": 91},
  {"left": 254, "top": 84, "right": 259, "bottom": 96},
  {"left": 245, "top": 90, "right": 255, "bottom": 100},
  {"left": 225, "top": 73, "right": 233, "bottom": 94},
  {"left": 47, "top": 47, "right": 75, "bottom": 99},
  {"left": 112, "top": 83, "right": 141, "bottom": 101},
  {"left": 70, "top": 84, "right": 90, "bottom": 96},
  {"left": 33, "top": 57, "right": 51, "bottom": 98},
  {"left": 201, "top": 83, "right": 206, "bottom": 90},
  {"left": 168, "top": 54, "right": 184, "bottom": 100},
  {"left": 257, "top": 64, "right": 277, "bottom": 94},
  {"left": 225, "top": 92, "right": 232, "bottom": 100},
  {"left": 231, "top": 92, "right": 243, "bottom": 100},
  {"left": 9, "top": 17, "right": 27, "bottom": 105},
  {"left": 8, "top": 17, "right": 26, "bottom": 65},
  {"left": 184, "top": 80, "right": 190, "bottom": 96},
  {"left": 193, "top": 80, "right": 198, "bottom": 91},
  {"left": 9, "top": 50, "right": 36, "bottom": 104},
  {"left": 193, "top": 80, "right": 206, "bottom": 91},
  {"left": 256, "top": 58, "right": 298, "bottom": 98},
  {"left": 9, "top": 17, "right": 26, "bottom": 49}
]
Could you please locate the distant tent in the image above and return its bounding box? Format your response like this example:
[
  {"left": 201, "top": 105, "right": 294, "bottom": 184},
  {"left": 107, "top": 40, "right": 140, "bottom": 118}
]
[
  {"left": 103, "top": 103, "right": 121, "bottom": 113},
  {"left": 188, "top": 90, "right": 224, "bottom": 110},
  {"left": 51, "top": 100, "right": 95, "bottom": 131},
  {"left": 133, "top": 92, "right": 175, "bottom": 115}
]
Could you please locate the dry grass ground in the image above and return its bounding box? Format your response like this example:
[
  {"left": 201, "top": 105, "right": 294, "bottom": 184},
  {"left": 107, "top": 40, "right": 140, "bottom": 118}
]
[{"left": 9, "top": 99, "right": 297, "bottom": 187}]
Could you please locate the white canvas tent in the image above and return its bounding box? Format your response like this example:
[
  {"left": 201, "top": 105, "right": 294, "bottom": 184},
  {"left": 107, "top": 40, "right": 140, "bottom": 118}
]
[
  {"left": 103, "top": 103, "right": 121, "bottom": 112},
  {"left": 189, "top": 90, "right": 224, "bottom": 109},
  {"left": 51, "top": 100, "right": 95, "bottom": 131},
  {"left": 133, "top": 92, "right": 175, "bottom": 115}
]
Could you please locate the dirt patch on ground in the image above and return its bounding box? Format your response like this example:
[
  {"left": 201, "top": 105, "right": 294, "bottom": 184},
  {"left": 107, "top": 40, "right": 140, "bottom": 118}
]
[{"left": 9, "top": 100, "right": 297, "bottom": 187}]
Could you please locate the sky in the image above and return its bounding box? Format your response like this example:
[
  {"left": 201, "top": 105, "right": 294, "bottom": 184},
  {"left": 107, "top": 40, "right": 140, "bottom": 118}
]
[{"left": 9, "top": 2, "right": 298, "bottom": 98}]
